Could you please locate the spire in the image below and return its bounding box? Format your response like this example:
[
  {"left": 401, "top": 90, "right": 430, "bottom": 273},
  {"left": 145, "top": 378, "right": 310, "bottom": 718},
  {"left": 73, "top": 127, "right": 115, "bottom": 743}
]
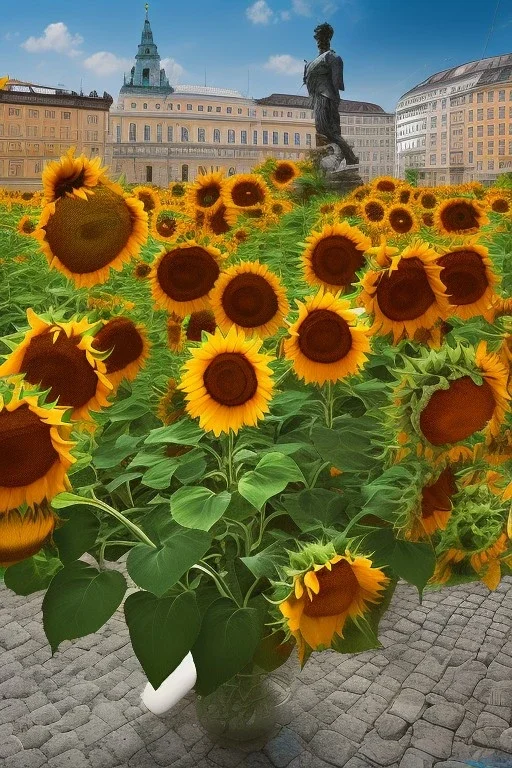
[
  {"left": 141, "top": 4, "right": 154, "bottom": 45},
  {"left": 121, "top": 5, "right": 173, "bottom": 93}
]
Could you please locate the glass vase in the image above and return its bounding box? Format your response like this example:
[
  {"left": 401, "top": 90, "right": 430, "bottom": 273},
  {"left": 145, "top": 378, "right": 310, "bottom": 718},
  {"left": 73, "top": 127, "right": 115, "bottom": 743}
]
[{"left": 195, "top": 665, "right": 292, "bottom": 749}]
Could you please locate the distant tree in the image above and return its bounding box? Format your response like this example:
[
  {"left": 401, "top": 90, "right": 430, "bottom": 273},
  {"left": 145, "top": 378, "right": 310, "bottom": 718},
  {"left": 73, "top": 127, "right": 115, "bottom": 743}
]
[{"left": 405, "top": 168, "right": 419, "bottom": 187}]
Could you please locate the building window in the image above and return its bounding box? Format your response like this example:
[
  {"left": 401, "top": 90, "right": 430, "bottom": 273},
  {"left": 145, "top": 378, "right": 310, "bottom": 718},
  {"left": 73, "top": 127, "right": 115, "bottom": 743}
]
[
  {"left": 144, "top": 125, "right": 151, "bottom": 141},
  {"left": 157, "top": 124, "right": 162, "bottom": 142},
  {"left": 228, "top": 129, "right": 235, "bottom": 143},
  {"left": 167, "top": 126, "right": 174, "bottom": 142},
  {"left": 181, "top": 127, "right": 189, "bottom": 142},
  {"left": 306, "top": 133, "right": 311, "bottom": 146},
  {"left": 283, "top": 132, "right": 289, "bottom": 145},
  {"left": 488, "top": 91, "right": 494, "bottom": 102},
  {"left": 198, "top": 105, "right": 203, "bottom": 111},
  {"left": 477, "top": 142, "right": 483, "bottom": 155},
  {"left": 143, "top": 103, "right": 148, "bottom": 110},
  {"left": 35, "top": 161, "right": 42, "bottom": 173},
  {"left": 468, "top": 110, "right": 473, "bottom": 121},
  {"left": 131, "top": 102, "right": 137, "bottom": 109},
  {"left": 468, "top": 127, "right": 473, "bottom": 138},
  {"left": 62, "top": 112, "right": 71, "bottom": 120},
  {"left": 430, "top": 154, "right": 436, "bottom": 164},
  {"left": 262, "top": 110, "right": 267, "bottom": 117},
  {"left": 477, "top": 93, "right": 483, "bottom": 103},
  {"left": 300, "top": 111, "right": 306, "bottom": 118},
  {"left": 477, "top": 109, "right": 483, "bottom": 121},
  {"left": 227, "top": 107, "right": 232, "bottom": 114},
  {"left": 116, "top": 125, "right": 121, "bottom": 143},
  {"left": 45, "top": 110, "right": 55, "bottom": 119},
  {"left": 187, "top": 104, "right": 192, "bottom": 111},
  {"left": 198, "top": 128, "right": 205, "bottom": 142},
  {"left": 238, "top": 108, "right": 242, "bottom": 114},
  {"left": 249, "top": 109, "right": 256, "bottom": 117},
  {"left": 488, "top": 160, "right": 494, "bottom": 170},
  {"left": 129, "top": 123, "right": 136, "bottom": 141},
  {"left": 167, "top": 103, "right": 173, "bottom": 109},
  {"left": 253, "top": 130, "right": 257, "bottom": 145},
  {"left": 287, "top": 111, "right": 292, "bottom": 118},
  {"left": 499, "top": 106, "right": 505, "bottom": 119},
  {"left": 213, "top": 128, "right": 220, "bottom": 142},
  {"left": 263, "top": 130, "right": 268, "bottom": 145},
  {"left": 28, "top": 109, "right": 39, "bottom": 118},
  {"left": 294, "top": 132, "right": 300, "bottom": 146},
  {"left": 488, "top": 141, "right": 494, "bottom": 153},
  {"left": 272, "top": 131, "right": 278, "bottom": 145},
  {"left": 216, "top": 106, "right": 221, "bottom": 112},
  {"left": 498, "top": 90, "right": 505, "bottom": 101},
  {"left": 499, "top": 123, "right": 505, "bottom": 135},
  {"left": 468, "top": 151, "right": 473, "bottom": 163},
  {"left": 207, "top": 106, "right": 213, "bottom": 112},
  {"left": 182, "top": 164, "right": 189, "bottom": 181},
  {"left": 477, "top": 125, "right": 484, "bottom": 137},
  {"left": 487, "top": 108, "right": 494, "bottom": 120},
  {"left": 487, "top": 125, "right": 494, "bottom": 136},
  {"left": 155, "top": 104, "right": 160, "bottom": 109},
  {"left": 241, "top": 130, "right": 247, "bottom": 144},
  {"left": 441, "top": 154, "right": 446, "bottom": 163}
]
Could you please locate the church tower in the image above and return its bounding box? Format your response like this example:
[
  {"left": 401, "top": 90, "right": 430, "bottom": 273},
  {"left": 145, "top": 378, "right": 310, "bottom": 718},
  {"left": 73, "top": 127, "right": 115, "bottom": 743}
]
[{"left": 121, "top": 4, "right": 173, "bottom": 94}]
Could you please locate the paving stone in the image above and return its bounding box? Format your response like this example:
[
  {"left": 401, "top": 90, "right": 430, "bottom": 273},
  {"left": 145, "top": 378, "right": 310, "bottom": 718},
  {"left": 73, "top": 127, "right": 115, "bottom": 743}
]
[
  {"left": 52, "top": 705, "right": 92, "bottom": 733},
  {"left": 264, "top": 727, "right": 302, "bottom": 767},
  {"left": 0, "top": 675, "right": 38, "bottom": 698},
  {"left": 3, "top": 748, "right": 48, "bottom": 768},
  {"left": 476, "top": 711, "right": 509, "bottom": 728},
  {"left": 358, "top": 730, "right": 409, "bottom": 765},
  {"left": 30, "top": 703, "right": 62, "bottom": 726},
  {"left": 347, "top": 693, "right": 388, "bottom": 725},
  {"left": 289, "top": 712, "right": 319, "bottom": 742},
  {"left": 0, "top": 736, "right": 24, "bottom": 758},
  {"left": 389, "top": 689, "right": 426, "bottom": 723},
  {"left": 331, "top": 713, "right": 368, "bottom": 742},
  {"left": 147, "top": 731, "right": 188, "bottom": 765},
  {"left": 342, "top": 674, "right": 372, "bottom": 694},
  {"left": 499, "top": 727, "right": 512, "bottom": 752},
  {"left": 0, "top": 622, "right": 31, "bottom": 650},
  {"left": 73, "top": 714, "right": 113, "bottom": 746},
  {"left": 310, "top": 729, "right": 356, "bottom": 766},
  {"left": 17, "top": 725, "right": 52, "bottom": 749},
  {"left": 327, "top": 691, "right": 360, "bottom": 711},
  {"left": 411, "top": 721, "right": 453, "bottom": 759},
  {"left": 399, "top": 747, "right": 436, "bottom": 767},
  {"left": 422, "top": 702, "right": 465, "bottom": 730},
  {"left": 472, "top": 726, "right": 505, "bottom": 748},
  {"left": 375, "top": 713, "right": 409, "bottom": 740},
  {"left": 47, "top": 748, "right": 91, "bottom": 768},
  {"left": 92, "top": 700, "right": 128, "bottom": 729}
]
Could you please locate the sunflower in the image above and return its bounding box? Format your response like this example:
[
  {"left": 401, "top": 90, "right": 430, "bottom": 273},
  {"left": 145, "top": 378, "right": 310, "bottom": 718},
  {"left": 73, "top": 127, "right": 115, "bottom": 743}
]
[
  {"left": 150, "top": 241, "right": 223, "bottom": 318},
  {"left": 284, "top": 289, "right": 370, "bottom": 385},
  {"left": 385, "top": 204, "right": 418, "bottom": 235},
  {"left": 166, "top": 316, "right": 185, "bottom": 353},
  {"left": 337, "top": 202, "right": 360, "bottom": 219},
  {"left": 419, "top": 343, "right": 509, "bottom": 447},
  {"left": 277, "top": 543, "right": 389, "bottom": 663},
  {"left": 362, "top": 198, "right": 386, "bottom": 225},
  {"left": 485, "top": 191, "right": 510, "bottom": 214},
  {"left": 0, "top": 310, "right": 113, "bottom": 421},
  {"left": 92, "top": 317, "right": 149, "bottom": 388},
  {"left": 156, "top": 377, "right": 186, "bottom": 425},
  {"left": 396, "top": 186, "right": 413, "bottom": 204},
  {"left": 133, "top": 261, "right": 152, "bottom": 280},
  {"left": 169, "top": 182, "right": 187, "bottom": 198},
  {"left": 186, "top": 310, "right": 217, "bottom": 342},
  {"left": 185, "top": 171, "right": 225, "bottom": 213},
  {"left": 132, "top": 185, "right": 160, "bottom": 215},
  {"left": 17, "top": 215, "right": 36, "bottom": 236},
  {"left": 351, "top": 184, "right": 372, "bottom": 201},
  {"left": 407, "top": 466, "right": 456, "bottom": 541},
  {"left": 421, "top": 212, "right": 434, "bottom": 227},
  {"left": 302, "top": 222, "right": 371, "bottom": 294},
  {"left": 34, "top": 187, "right": 148, "bottom": 288},
  {"left": 0, "top": 387, "right": 75, "bottom": 512},
  {"left": 201, "top": 204, "right": 238, "bottom": 235},
  {"left": 436, "top": 242, "right": 499, "bottom": 321},
  {"left": 268, "top": 198, "right": 294, "bottom": 218},
  {"left": 179, "top": 325, "right": 274, "bottom": 436},
  {"left": 418, "top": 191, "right": 437, "bottom": 209},
  {"left": 0, "top": 503, "right": 57, "bottom": 567},
  {"left": 371, "top": 176, "right": 399, "bottom": 193},
  {"left": 151, "top": 209, "right": 184, "bottom": 242},
  {"left": 365, "top": 236, "right": 400, "bottom": 268},
  {"left": 359, "top": 240, "right": 449, "bottom": 343},
  {"left": 42, "top": 147, "right": 109, "bottom": 203},
  {"left": 222, "top": 174, "right": 269, "bottom": 210},
  {"left": 434, "top": 198, "right": 489, "bottom": 236},
  {"left": 270, "top": 160, "right": 300, "bottom": 190},
  {"left": 210, "top": 261, "right": 289, "bottom": 339}
]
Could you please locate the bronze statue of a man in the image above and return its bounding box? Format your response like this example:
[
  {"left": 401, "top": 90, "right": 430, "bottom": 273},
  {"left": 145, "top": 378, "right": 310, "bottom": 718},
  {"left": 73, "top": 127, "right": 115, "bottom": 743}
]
[{"left": 303, "top": 23, "right": 359, "bottom": 167}]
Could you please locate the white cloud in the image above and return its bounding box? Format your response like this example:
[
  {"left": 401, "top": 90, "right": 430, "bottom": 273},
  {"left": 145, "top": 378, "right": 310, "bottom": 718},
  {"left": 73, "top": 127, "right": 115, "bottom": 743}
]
[
  {"left": 292, "top": 0, "right": 311, "bottom": 15},
  {"left": 246, "top": 1, "right": 274, "bottom": 24},
  {"left": 4, "top": 32, "right": 20, "bottom": 41},
  {"left": 160, "top": 57, "right": 184, "bottom": 84},
  {"left": 83, "top": 52, "right": 132, "bottom": 76},
  {"left": 264, "top": 54, "right": 304, "bottom": 75},
  {"left": 22, "top": 22, "right": 83, "bottom": 57},
  {"left": 280, "top": 10, "right": 291, "bottom": 20}
]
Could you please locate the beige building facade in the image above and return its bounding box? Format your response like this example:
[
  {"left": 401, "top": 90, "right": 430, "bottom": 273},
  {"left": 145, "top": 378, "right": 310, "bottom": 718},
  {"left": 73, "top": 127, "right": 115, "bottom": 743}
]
[
  {"left": 0, "top": 80, "right": 112, "bottom": 189},
  {"left": 396, "top": 54, "right": 512, "bottom": 186}
]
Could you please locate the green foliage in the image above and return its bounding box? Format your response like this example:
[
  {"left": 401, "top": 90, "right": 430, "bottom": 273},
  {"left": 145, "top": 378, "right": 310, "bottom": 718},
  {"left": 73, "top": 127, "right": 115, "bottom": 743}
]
[
  {"left": 4, "top": 553, "right": 63, "bottom": 596},
  {"left": 238, "top": 452, "right": 304, "bottom": 510}
]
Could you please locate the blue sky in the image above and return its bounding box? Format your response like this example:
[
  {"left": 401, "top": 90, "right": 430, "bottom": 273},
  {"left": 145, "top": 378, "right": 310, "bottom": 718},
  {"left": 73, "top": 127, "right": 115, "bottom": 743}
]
[{"left": 1, "top": 0, "right": 511, "bottom": 112}]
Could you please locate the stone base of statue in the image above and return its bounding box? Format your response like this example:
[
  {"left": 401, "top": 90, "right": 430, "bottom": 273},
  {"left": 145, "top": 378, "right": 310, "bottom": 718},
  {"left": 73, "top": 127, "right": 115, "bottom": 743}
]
[{"left": 308, "top": 138, "right": 364, "bottom": 196}]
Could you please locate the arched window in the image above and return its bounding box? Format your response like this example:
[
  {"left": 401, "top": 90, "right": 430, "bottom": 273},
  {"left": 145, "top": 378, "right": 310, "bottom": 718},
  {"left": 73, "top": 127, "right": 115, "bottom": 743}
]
[
  {"left": 227, "top": 129, "right": 235, "bottom": 143},
  {"left": 182, "top": 164, "right": 189, "bottom": 181},
  {"left": 198, "top": 128, "right": 205, "bottom": 142},
  {"left": 144, "top": 125, "right": 151, "bottom": 141},
  {"left": 213, "top": 129, "right": 221, "bottom": 143},
  {"left": 228, "top": 167, "right": 236, "bottom": 176},
  {"left": 167, "top": 126, "right": 173, "bottom": 142},
  {"left": 181, "top": 127, "right": 189, "bottom": 142},
  {"left": 198, "top": 166, "right": 208, "bottom": 175},
  {"left": 129, "top": 123, "right": 136, "bottom": 141}
]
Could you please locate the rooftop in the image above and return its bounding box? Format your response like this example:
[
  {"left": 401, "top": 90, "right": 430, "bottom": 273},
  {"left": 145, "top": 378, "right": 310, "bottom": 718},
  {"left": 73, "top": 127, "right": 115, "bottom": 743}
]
[
  {"left": 399, "top": 53, "right": 512, "bottom": 99},
  {"left": 173, "top": 85, "right": 244, "bottom": 98},
  {"left": 256, "top": 93, "right": 387, "bottom": 113}
]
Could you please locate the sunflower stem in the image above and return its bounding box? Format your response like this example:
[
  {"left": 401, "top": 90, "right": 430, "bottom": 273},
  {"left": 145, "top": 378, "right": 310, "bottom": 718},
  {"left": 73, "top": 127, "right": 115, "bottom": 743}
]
[
  {"left": 224, "top": 430, "right": 236, "bottom": 491},
  {"left": 324, "top": 381, "right": 334, "bottom": 428},
  {"left": 191, "top": 562, "right": 240, "bottom": 605},
  {"left": 341, "top": 509, "right": 371, "bottom": 539},
  {"left": 243, "top": 577, "right": 262, "bottom": 607},
  {"left": 88, "top": 495, "right": 157, "bottom": 548}
]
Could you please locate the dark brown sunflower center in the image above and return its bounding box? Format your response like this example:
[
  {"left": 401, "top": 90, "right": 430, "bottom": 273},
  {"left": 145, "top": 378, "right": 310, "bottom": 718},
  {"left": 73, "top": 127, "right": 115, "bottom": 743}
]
[
  {"left": 422, "top": 212, "right": 434, "bottom": 226},
  {"left": 364, "top": 202, "right": 385, "bottom": 222},
  {"left": 231, "top": 181, "right": 265, "bottom": 207},
  {"left": 491, "top": 198, "right": 509, "bottom": 213},
  {"left": 135, "top": 262, "right": 151, "bottom": 278},
  {"left": 197, "top": 185, "right": 221, "bottom": 208},
  {"left": 421, "top": 467, "right": 456, "bottom": 519},
  {"left": 376, "top": 180, "right": 395, "bottom": 192},
  {"left": 420, "top": 193, "right": 436, "bottom": 209},
  {"left": 93, "top": 318, "right": 144, "bottom": 374},
  {"left": 235, "top": 229, "right": 248, "bottom": 242},
  {"left": 274, "top": 164, "right": 295, "bottom": 183},
  {"left": 203, "top": 352, "right": 257, "bottom": 406},
  {"left": 21, "top": 331, "right": 99, "bottom": 409},
  {"left": 340, "top": 204, "right": 357, "bottom": 217},
  {"left": 221, "top": 273, "right": 279, "bottom": 328},
  {"left": 43, "top": 186, "right": 134, "bottom": 275},
  {"left": 437, "top": 250, "right": 488, "bottom": 306},
  {"left": 419, "top": 376, "right": 495, "bottom": 446},
  {"left": 311, "top": 235, "right": 365, "bottom": 289},
  {"left": 21, "top": 192, "right": 34, "bottom": 201},
  {"left": 208, "top": 205, "right": 231, "bottom": 234},
  {"left": 156, "top": 216, "right": 178, "bottom": 237},
  {"left": 171, "top": 184, "right": 185, "bottom": 197},
  {"left": 303, "top": 559, "right": 359, "bottom": 617},
  {"left": 376, "top": 257, "right": 435, "bottom": 321},
  {"left": 0, "top": 404, "right": 59, "bottom": 487},
  {"left": 298, "top": 309, "right": 353, "bottom": 363},
  {"left": 272, "top": 203, "right": 285, "bottom": 214},
  {"left": 156, "top": 247, "right": 220, "bottom": 302},
  {"left": 138, "top": 192, "right": 156, "bottom": 213},
  {"left": 186, "top": 310, "right": 217, "bottom": 341},
  {"left": 54, "top": 168, "right": 86, "bottom": 199},
  {"left": 399, "top": 190, "right": 411, "bottom": 203},
  {"left": 440, "top": 201, "right": 479, "bottom": 232},
  {"left": 389, "top": 208, "right": 413, "bottom": 233},
  {"left": 22, "top": 219, "right": 35, "bottom": 234}
]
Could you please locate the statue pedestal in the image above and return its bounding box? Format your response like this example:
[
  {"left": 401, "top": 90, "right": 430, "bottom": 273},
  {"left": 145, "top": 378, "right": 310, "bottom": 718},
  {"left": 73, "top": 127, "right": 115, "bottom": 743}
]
[{"left": 308, "top": 143, "right": 364, "bottom": 196}]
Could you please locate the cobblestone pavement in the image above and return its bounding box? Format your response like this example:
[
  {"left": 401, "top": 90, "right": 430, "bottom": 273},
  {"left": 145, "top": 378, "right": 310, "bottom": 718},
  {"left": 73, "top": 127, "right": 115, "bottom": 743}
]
[{"left": 0, "top": 577, "right": 511, "bottom": 768}]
